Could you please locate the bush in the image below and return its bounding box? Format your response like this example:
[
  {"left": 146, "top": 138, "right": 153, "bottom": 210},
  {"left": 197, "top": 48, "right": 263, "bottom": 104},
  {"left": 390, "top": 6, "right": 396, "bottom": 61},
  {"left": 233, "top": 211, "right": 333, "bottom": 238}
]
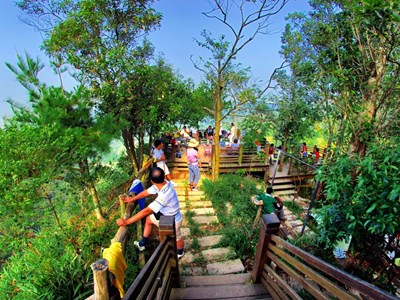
[
  {"left": 0, "top": 230, "right": 92, "bottom": 300},
  {"left": 202, "top": 174, "right": 262, "bottom": 258}
]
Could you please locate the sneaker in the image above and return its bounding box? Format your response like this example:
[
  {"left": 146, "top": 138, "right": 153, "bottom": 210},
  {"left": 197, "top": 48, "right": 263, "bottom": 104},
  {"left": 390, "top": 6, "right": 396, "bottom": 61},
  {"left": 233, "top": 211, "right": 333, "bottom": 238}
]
[
  {"left": 134, "top": 241, "right": 145, "bottom": 251},
  {"left": 191, "top": 187, "right": 199, "bottom": 191},
  {"left": 177, "top": 251, "right": 185, "bottom": 259},
  {"left": 170, "top": 181, "right": 178, "bottom": 187}
]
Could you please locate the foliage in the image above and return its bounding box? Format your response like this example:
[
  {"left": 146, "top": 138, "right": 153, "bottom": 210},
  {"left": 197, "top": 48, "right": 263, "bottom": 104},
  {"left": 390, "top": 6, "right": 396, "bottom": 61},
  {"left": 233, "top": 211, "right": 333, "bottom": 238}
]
[
  {"left": 194, "top": 0, "right": 289, "bottom": 179},
  {"left": 202, "top": 174, "right": 262, "bottom": 258},
  {"left": 315, "top": 137, "right": 400, "bottom": 248},
  {"left": 0, "top": 230, "right": 93, "bottom": 299}
]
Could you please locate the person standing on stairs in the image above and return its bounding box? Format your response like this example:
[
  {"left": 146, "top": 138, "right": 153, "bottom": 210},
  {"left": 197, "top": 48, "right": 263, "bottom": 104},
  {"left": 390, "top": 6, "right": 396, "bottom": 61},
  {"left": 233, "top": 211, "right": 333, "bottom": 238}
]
[
  {"left": 187, "top": 138, "right": 201, "bottom": 191},
  {"left": 152, "top": 139, "right": 177, "bottom": 186},
  {"left": 229, "top": 122, "right": 237, "bottom": 144},
  {"left": 254, "top": 187, "right": 286, "bottom": 221},
  {"left": 116, "top": 167, "right": 185, "bottom": 258},
  {"left": 268, "top": 143, "right": 275, "bottom": 165}
]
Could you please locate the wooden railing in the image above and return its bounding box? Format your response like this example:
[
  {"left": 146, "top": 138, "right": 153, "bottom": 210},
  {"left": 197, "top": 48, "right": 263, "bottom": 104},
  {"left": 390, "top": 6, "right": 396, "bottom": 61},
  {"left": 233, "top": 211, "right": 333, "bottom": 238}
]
[
  {"left": 89, "top": 215, "right": 179, "bottom": 300},
  {"left": 252, "top": 214, "right": 398, "bottom": 300},
  {"left": 123, "top": 216, "right": 180, "bottom": 300}
]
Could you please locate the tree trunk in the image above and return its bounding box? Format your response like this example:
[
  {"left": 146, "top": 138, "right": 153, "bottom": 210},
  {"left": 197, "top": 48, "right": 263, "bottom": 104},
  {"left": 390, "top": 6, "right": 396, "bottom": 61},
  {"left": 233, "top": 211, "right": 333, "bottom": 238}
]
[
  {"left": 122, "top": 128, "right": 138, "bottom": 173},
  {"left": 88, "top": 179, "right": 105, "bottom": 221},
  {"left": 211, "top": 68, "right": 223, "bottom": 180}
]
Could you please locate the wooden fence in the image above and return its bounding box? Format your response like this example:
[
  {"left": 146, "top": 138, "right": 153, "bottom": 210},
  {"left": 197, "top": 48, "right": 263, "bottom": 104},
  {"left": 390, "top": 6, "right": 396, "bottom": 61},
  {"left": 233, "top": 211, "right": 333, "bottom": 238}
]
[{"left": 252, "top": 214, "right": 398, "bottom": 300}]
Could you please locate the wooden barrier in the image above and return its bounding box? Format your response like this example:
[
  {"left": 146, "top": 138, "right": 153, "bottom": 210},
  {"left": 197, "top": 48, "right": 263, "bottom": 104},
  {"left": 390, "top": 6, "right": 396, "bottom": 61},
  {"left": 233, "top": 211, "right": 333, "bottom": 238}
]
[
  {"left": 252, "top": 216, "right": 398, "bottom": 300},
  {"left": 123, "top": 216, "right": 179, "bottom": 300}
]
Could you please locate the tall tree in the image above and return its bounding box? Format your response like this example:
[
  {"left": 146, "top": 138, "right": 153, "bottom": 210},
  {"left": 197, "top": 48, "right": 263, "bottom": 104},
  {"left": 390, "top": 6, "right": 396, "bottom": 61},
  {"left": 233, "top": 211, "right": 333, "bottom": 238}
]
[
  {"left": 282, "top": 0, "right": 400, "bottom": 158},
  {"left": 193, "top": 0, "right": 288, "bottom": 179},
  {"left": 6, "top": 54, "right": 121, "bottom": 220},
  {"left": 281, "top": 1, "right": 400, "bottom": 283},
  {"left": 17, "top": 0, "right": 163, "bottom": 174}
]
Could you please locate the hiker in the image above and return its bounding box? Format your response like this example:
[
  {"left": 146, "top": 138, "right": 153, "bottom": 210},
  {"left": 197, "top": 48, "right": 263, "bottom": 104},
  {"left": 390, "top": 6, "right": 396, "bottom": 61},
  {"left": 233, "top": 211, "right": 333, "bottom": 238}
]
[
  {"left": 227, "top": 138, "right": 240, "bottom": 154},
  {"left": 187, "top": 138, "right": 201, "bottom": 191},
  {"left": 181, "top": 126, "right": 191, "bottom": 140},
  {"left": 205, "top": 125, "right": 214, "bottom": 145},
  {"left": 152, "top": 139, "right": 177, "bottom": 186},
  {"left": 313, "top": 147, "right": 321, "bottom": 164},
  {"left": 254, "top": 187, "right": 286, "bottom": 221},
  {"left": 268, "top": 143, "right": 275, "bottom": 165},
  {"left": 300, "top": 142, "right": 308, "bottom": 158},
  {"left": 229, "top": 122, "right": 237, "bottom": 144},
  {"left": 116, "top": 167, "right": 185, "bottom": 258}
]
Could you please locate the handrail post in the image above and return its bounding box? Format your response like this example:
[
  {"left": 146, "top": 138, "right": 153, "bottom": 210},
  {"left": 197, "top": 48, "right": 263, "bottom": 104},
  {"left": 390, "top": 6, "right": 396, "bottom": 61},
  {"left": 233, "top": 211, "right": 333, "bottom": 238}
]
[
  {"left": 90, "top": 258, "right": 110, "bottom": 300},
  {"left": 118, "top": 194, "right": 126, "bottom": 217},
  {"left": 238, "top": 144, "right": 243, "bottom": 165},
  {"left": 251, "top": 214, "right": 280, "bottom": 283},
  {"left": 159, "top": 216, "right": 180, "bottom": 288}
]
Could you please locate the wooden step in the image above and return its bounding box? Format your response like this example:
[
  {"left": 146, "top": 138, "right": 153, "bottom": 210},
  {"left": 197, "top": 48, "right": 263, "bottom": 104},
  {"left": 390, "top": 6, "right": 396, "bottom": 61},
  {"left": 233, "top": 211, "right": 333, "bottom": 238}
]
[
  {"left": 180, "top": 273, "right": 251, "bottom": 287},
  {"left": 268, "top": 178, "right": 293, "bottom": 184},
  {"left": 170, "top": 282, "right": 268, "bottom": 299},
  {"left": 274, "top": 190, "right": 296, "bottom": 196},
  {"left": 272, "top": 184, "right": 295, "bottom": 191}
]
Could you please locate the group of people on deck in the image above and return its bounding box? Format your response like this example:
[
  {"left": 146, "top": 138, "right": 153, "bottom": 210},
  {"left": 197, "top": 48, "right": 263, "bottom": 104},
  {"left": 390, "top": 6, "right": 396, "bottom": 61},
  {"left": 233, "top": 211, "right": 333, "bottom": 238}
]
[
  {"left": 115, "top": 125, "right": 329, "bottom": 264},
  {"left": 300, "top": 143, "right": 321, "bottom": 163},
  {"left": 114, "top": 123, "right": 242, "bottom": 260}
]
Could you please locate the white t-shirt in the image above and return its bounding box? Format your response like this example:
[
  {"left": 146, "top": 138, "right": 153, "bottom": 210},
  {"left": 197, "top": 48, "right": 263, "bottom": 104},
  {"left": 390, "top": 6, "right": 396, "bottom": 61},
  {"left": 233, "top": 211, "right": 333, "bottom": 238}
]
[
  {"left": 181, "top": 129, "right": 190, "bottom": 138},
  {"left": 147, "top": 182, "right": 182, "bottom": 223},
  {"left": 152, "top": 148, "right": 164, "bottom": 160}
]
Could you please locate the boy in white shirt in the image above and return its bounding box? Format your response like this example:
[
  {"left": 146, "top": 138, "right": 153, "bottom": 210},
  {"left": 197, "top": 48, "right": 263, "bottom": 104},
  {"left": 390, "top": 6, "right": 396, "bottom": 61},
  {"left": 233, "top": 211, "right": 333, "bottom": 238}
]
[
  {"left": 152, "top": 139, "right": 177, "bottom": 186},
  {"left": 116, "top": 167, "right": 185, "bottom": 258}
]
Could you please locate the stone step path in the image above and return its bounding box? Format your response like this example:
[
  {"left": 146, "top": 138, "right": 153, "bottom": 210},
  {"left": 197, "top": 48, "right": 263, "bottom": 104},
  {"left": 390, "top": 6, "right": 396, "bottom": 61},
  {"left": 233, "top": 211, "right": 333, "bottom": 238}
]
[{"left": 173, "top": 177, "right": 246, "bottom": 277}]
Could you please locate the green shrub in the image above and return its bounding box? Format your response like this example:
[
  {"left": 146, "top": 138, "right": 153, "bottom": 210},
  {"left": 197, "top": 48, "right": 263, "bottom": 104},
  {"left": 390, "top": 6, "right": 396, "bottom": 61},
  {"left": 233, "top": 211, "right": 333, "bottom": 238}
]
[
  {"left": 202, "top": 174, "right": 262, "bottom": 258},
  {"left": 0, "top": 230, "right": 92, "bottom": 300}
]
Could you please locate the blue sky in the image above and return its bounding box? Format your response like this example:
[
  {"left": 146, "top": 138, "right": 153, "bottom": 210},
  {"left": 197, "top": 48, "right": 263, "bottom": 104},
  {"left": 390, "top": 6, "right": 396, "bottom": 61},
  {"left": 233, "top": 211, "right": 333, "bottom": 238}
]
[{"left": 0, "top": 0, "right": 309, "bottom": 126}]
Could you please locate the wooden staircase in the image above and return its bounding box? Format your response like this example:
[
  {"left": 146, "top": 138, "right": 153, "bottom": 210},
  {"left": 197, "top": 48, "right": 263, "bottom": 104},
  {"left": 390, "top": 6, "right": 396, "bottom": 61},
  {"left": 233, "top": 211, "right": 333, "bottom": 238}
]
[
  {"left": 268, "top": 177, "right": 296, "bottom": 197},
  {"left": 170, "top": 273, "right": 271, "bottom": 299},
  {"left": 170, "top": 177, "right": 270, "bottom": 299}
]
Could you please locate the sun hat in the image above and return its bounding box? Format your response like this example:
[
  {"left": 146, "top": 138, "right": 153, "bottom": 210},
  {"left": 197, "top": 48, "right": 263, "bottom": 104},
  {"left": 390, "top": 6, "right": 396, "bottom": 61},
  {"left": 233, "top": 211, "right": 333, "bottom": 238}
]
[{"left": 187, "top": 138, "right": 199, "bottom": 148}]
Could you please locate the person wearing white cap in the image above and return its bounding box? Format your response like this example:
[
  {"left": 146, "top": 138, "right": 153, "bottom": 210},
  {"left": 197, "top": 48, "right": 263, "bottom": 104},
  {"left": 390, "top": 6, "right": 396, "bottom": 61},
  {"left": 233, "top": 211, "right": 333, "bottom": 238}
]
[{"left": 187, "top": 138, "right": 201, "bottom": 191}]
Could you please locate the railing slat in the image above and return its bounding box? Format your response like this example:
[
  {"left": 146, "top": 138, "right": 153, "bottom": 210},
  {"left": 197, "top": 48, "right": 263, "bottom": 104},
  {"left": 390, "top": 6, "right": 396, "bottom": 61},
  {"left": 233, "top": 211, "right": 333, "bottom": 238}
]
[
  {"left": 269, "top": 244, "right": 355, "bottom": 300},
  {"left": 263, "top": 264, "right": 301, "bottom": 300},
  {"left": 266, "top": 250, "right": 328, "bottom": 300},
  {"left": 123, "top": 216, "right": 179, "bottom": 300},
  {"left": 262, "top": 270, "right": 291, "bottom": 300},
  {"left": 270, "top": 235, "right": 398, "bottom": 300},
  {"left": 261, "top": 276, "right": 281, "bottom": 300},
  {"left": 155, "top": 265, "right": 173, "bottom": 300}
]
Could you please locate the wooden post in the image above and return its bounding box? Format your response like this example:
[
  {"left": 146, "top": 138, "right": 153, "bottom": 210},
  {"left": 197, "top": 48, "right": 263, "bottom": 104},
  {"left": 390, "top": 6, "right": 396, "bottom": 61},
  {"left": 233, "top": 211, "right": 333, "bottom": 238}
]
[
  {"left": 264, "top": 142, "right": 270, "bottom": 183},
  {"left": 90, "top": 258, "right": 110, "bottom": 300},
  {"left": 118, "top": 195, "right": 126, "bottom": 218},
  {"left": 238, "top": 144, "right": 243, "bottom": 165},
  {"left": 251, "top": 214, "right": 280, "bottom": 283},
  {"left": 159, "top": 216, "right": 180, "bottom": 288}
]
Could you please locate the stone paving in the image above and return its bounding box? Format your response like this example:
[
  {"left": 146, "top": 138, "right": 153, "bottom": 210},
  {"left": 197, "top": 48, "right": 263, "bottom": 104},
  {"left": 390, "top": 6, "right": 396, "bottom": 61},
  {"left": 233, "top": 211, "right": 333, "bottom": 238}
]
[{"left": 173, "top": 178, "right": 245, "bottom": 276}]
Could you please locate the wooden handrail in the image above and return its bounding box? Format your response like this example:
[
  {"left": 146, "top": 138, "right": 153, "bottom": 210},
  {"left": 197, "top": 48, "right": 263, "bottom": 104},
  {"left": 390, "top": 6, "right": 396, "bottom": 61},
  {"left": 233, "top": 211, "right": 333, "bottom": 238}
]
[
  {"left": 252, "top": 215, "right": 398, "bottom": 300},
  {"left": 87, "top": 159, "right": 154, "bottom": 300},
  {"left": 123, "top": 215, "right": 179, "bottom": 300}
]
